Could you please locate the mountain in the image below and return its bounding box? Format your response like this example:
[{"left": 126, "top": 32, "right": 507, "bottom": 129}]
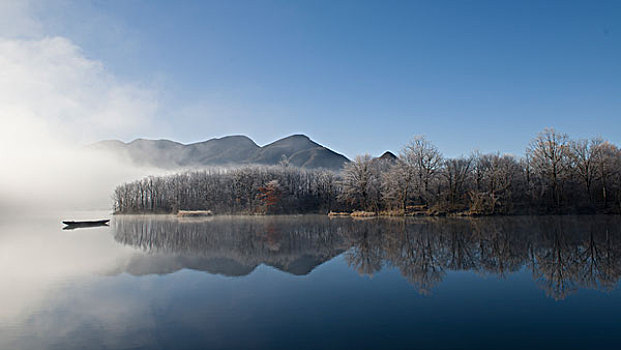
[
  {"left": 378, "top": 151, "right": 398, "bottom": 162},
  {"left": 185, "top": 135, "right": 260, "bottom": 165},
  {"left": 367, "top": 151, "right": 398, "bottom": 169},
  {"left": 251, "top": 134, "right": 349, "bottom": 169},
  {"left": 90, "top": 134, "right": 349, "bottom": 170}
]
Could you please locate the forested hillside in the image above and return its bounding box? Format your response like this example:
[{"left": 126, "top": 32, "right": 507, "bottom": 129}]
[{"left": 113, "top": 128, "right": 621, "bottom": 215}]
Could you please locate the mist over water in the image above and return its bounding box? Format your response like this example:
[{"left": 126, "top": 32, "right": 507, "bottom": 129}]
[
  {"left": 0, "top": 34, "right": 162, "bottom": 213},
  {"left": 0, "top": 146, "right": 158, "bottom": 213}
]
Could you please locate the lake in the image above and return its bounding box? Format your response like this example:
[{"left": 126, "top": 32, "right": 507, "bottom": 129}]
[{"left": 1, "top": 213, "right": 621, "bottom": 349}]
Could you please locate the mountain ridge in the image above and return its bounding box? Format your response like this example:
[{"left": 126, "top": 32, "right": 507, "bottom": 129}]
[{"left": 90, "top": 134, "right": 351, "bottom": 170}]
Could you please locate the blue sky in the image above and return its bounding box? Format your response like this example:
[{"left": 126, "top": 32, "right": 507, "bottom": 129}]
[{"left": 8, "top": 0, "right": 621, "bottom": 158}]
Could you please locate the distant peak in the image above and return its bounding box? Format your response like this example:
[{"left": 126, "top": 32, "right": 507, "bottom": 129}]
[
  {"left": 264, "top": 134, "right": 318, "bottom": 147},
  {"left": 379, "top": 151, "right": 398, "bottom": 161},
  {"left": 94, "top": 139, "right": 125, "bottom": 145},
  {"left": 203, "top": 135, "right": 258, "bottom": 145},
  {"left": 129, "top": 138, "right": 170, "bottom": 142},
  {"left": 215, "top": 135, "right": 253, "bottom": 140},
  {"left": 282, "top": 134, "right": 311, "bottom": 140}
]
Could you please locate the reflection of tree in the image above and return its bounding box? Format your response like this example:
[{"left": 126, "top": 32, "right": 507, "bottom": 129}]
[
  {"left": 114, "top": 215, "right": 621, "bottom": 300},
  {"left": 577, "top": 221, "right": 621, "bottom": 291},
  {"left": 532, "top": 219, "right": 579, "bottom": 300},
  {"left": 113, "top": 215, "right": 349, "bottom": 276},
  {"left": 473, "top": 219, "right": 525, "bottom": 278},
  {"left": 344, "top": 216, "right": 621, "bottom": 299},
  {"left": 578, "top": 225, "right": 605, "bottom": 289},
  {"left": 344, "top": 221, "right": 384, "bottom": 276},
  {"left": 528, "top": 216, "right": 621, "bottom": 300},
  {"left": 395, "top": 225, "right": 444, "bottom": 295},
  {"left": 261, "top": 222, "right": 282, "bottom": 251}
]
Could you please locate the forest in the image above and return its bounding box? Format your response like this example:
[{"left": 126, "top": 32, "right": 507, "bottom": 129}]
[{"left": 113, "top": 128, "right": 621, "bottom": 215}]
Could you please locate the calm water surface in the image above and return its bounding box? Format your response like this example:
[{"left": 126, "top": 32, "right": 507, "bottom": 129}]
[{"left": 1, "top": 213, "right": 621, "bottom": 349}]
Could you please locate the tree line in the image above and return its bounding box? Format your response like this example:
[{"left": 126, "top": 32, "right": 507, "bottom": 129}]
[
  {"left": 113, "top": 128, "right": 621, "bottom": 215},
  {"left": 113, "top": 165, "right": 339, "bottom": 214}
]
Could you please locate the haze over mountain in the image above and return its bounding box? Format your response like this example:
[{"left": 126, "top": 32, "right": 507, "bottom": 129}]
[{"left": 91, "top": 134, "right": 350, "bottom": 170}]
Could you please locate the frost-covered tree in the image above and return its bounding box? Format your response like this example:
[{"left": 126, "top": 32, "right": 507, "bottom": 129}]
[
  {"left": 569, "top": 137, "right": 603, "bottom": 204},
  {"left": 339, "top": 155, "right": 381, "bottom": 211},
  {"left": 526, "top": 128, "right": 571, "bottom": 208},
  {"left": 402, "top": 136, "right": 443, "bottom": 205}
]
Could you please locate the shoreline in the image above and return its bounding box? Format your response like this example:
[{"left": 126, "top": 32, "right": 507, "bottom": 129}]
[{"left": 112, "top": 211, "right": 620, "bottom": 218}]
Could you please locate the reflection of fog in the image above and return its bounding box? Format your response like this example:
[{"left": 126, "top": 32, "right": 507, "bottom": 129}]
[
  {"left": 0, "top": 213, "right": 144, "bottom": 350},
  {"left": 113, "top": 215, "right": 621, "bottom": 300}
]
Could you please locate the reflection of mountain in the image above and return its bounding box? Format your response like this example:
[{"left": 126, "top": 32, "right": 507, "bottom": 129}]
[
  {"left": 112, "top": 215, "right": 621, "bottom": 300},
  {"left": 113, "top": 215, "right": 348, "bottom": 277}
]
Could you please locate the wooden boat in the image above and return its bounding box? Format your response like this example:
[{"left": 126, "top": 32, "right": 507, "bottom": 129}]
[
  {"left": 62, "top": 219, "right": 110, "bottom": 225},
  {"left": 62, "top": 219, "right": 110, "bottom": 230}
]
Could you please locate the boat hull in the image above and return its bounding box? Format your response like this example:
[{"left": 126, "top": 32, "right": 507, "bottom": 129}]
[{"left": 62, "top": 219, "right": 110, "bottom": 225}]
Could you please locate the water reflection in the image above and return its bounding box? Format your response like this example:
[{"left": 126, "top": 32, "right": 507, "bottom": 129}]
[
  {"left": 63, "top": 222, "right": 110, "bottom": 230},
  {"left": 113, "top": 215, "right": 348, "bottom": 276},
  {"left": 114, "top": 215, "right": 621, "bottom": 300},
  {"left": 345, "top": 217, "right": 621, "bottom": 300}
]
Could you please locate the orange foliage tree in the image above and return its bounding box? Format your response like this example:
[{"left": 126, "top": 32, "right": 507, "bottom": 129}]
[{"left": 257, "top": 180, "right": 282, "bottom": 214}]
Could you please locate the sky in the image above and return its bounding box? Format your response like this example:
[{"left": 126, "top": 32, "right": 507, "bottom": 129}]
[{"left": 1, "top": 0, "right": 620, "bottom": 159}]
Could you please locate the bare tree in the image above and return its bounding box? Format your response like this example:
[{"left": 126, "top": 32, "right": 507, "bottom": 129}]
[
  {"left": 526, "top": 128, "right": 571, "bottom": 209},
  {"left": 339, "top": 155, "right": 381, "bottom": 211},
  {"left": 402, "top": 136, "right": 443, "bottom": 205},
  {"left": 383, "top": 160, "right": 414, "bottom": 212},
  {"left": 569, "top": 137, "right": 603, "bottom": 205},
  {"left": 596, "top": 142, "right": 621, "bottom": 208},
  {"left": 441, "top": 156, "right": 473, "bottom": 210}
]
